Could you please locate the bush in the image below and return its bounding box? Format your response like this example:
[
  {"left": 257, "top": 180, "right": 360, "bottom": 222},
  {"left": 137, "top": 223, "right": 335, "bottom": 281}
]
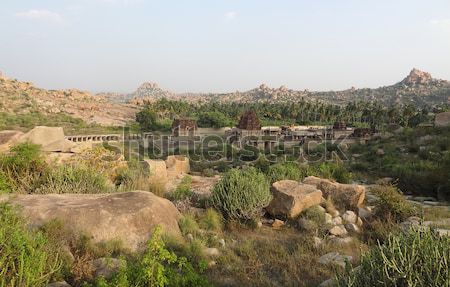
[
  {"left": 266, "top": 162, "right": 308, "bottom": 183},
  {"left": 198, "top": 208, "right": 223, "bottom": 232},
  {"left": 310, "top": 161, "right": 352, "bottom": 183},
  {"left": 178, "top": 215, "right": 200, "bottom": 236},
  {"left": 210, "top": 167, "right": 272, "bottom": 221},
  {"left": 101, "top": 226, "right": 211, "bottom": 287},
  {"left": 0, "top": 203, "right": 62, "bottom": 286},
  {"left": 336, "top": 229, "right": 450, "bottom": 287},
  {"left": 168, "top": 176, "right": 193, "bottom": 201},
  {"left": 36, "top": 164, "right": 108, "bottom": 194},
  {"left": 0, "top": 143, "right": 47, "bottom": 193},
  {"left": 371, "top": 185, "right": 420, "bottom": 222}
]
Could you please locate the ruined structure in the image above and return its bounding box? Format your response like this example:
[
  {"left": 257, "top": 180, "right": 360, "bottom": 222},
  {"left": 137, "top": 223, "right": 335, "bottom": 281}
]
[
  {"left": 237, "top": 110, "right": 261, "bottom": 130},
  {"left": 172, "top": 118, "right": 198, "bottom": 137}
]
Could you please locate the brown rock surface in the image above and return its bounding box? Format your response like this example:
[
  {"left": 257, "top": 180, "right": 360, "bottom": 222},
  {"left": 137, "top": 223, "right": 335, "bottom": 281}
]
[
  {"left": 166, "top": 155, "right": 190, "bottom": 178},
  {"left": 435, "top": 111, "right": 450, "bottom": 127},
  {"left": 142, "top": 159, "right": 168, "bottom": 185},
  {"left": 266, "top": 180, "right": 323, "bottom": 219},
  {"left": 303, "top": 176, "right": 365, "bottom": 209},
  {"left": 0, "top": 130, "right": 24, "bottom": 152},
  {"left": 6, "top": 191, "right": 182, "bottom": 251}
]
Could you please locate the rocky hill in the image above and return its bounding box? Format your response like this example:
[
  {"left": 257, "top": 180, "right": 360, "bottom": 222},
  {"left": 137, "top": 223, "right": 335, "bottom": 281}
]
[
  {"left": 125, "top": 69, "right": 450, "bottom": 107},
  {"left": 0, "top": 72, "right": 136, "bottom": 126}
]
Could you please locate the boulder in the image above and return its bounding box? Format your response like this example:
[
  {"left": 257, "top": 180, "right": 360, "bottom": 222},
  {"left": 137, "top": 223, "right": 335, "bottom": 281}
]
[
  {"left": 318, "top": 252, "right": 352, "bottom": 268},
  {"left": 266, "top": 180, "right": 323, "bottom": 219},
  {"left": 204, "top": 247, "right": 220, "bottom": 257},
  {"left": 70, "top": 142, "right": 93, "bottom": 154},
  {"left": 303, "top": 176, "right": 365, "bottom": 209},
  {"left": 165, "top": 155, "right": 190, "bottom": 177},
  {"left": 328, "top": 225, "right": 348, "bottom": 236},
  {"left": 47, "top": 281, "right": 72, "bottom": 287},
  {"left": 18, "top": 126, "right": 65, "bottom": 148},
  {"left": 42, "top": 139, "right": 75, "bottom": 152},
  {"left": 342, "top": 210, "right": 358, "bottom": 224},
  {"left": 332, "top": 216, "right": 343, "bottom": 225},
  {"left": 142, "top": 159, "right": 168, "bottom": 185},
  {"left": 345, "top": 223, "right": 360, "bottom": 233},
  {"left": 272, "top": 219, "right": 285, "bottom": 229},
  {"left": 0, "top": 130, "right": 24, "bottom": 152},
  {"left": 7, "top": 191, "right": 182, "bottom": 251}
]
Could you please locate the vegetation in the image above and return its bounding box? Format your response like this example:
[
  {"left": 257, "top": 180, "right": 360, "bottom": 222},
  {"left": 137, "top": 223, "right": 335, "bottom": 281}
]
[
  {"left": 336, "top": 229, "right": 450, "bottom": 287},
  {"left": 210, "top": 167, "right": 271, "bottom": 221},
  {"left": 265, "top": 162, "right": 308, "bottom": 183},
  {"left": 0, "top": 203, "right": 62, "bottom": 287},
  {"left": 167, "top": 175, "right": 193, "bottom": 201}
]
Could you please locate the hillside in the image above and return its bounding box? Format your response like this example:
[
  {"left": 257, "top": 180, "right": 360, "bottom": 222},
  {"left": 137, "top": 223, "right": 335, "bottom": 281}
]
[
  {"left": 0, "top": 73, "right": 137, "bottom": 126},
  {"left": 124, "top": 69, "right": 450, "bottom": 107}
]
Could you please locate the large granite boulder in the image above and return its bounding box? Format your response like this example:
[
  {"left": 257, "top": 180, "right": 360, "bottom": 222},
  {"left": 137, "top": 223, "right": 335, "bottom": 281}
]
[
  {"left": 17, "top": 126, "right": 72, "bottom": 152},
  {"left": 435, "top": 111, "right": 450, "bottom": 127},
  {"left": 142, "top": 159, "right": 167, "bottom": 185},
  {"left": 0, "top": 130, "right": 24, "bottom": 152},
  {"left": 303, "top": 176, "right": 365, "bottom": 209},
  {"left": 166, "top": 155, "right": 190, "bottom": 178},
  {"left": 266, "top": 180, "right": 323, "bottom": 219},
  {"left": 5, "top": 191, "right": 182, "bottom": 251}
]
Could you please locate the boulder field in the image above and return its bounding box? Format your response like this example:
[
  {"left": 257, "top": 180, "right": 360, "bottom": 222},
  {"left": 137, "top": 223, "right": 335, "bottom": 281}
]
[{"left": 1, "top": 191, "right": 182, "bottom": 251}]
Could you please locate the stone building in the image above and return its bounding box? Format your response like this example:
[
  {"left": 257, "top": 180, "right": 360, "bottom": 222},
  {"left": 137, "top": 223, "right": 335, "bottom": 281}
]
[{"left": 172, "top": 118, "right": 197, "bottom": 137}]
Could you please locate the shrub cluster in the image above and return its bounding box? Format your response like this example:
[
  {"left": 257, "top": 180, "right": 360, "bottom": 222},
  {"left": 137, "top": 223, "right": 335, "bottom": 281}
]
[
  {"left": 265, "top": 162, "right": 308, "bottom": 183},
  {"left": 370, "top": 185, "right": 420, "bottom": 222},
  {"left": 336, "top": 228, "right": 450, "bottom": 287},
  {"left": 210, "top": 167, "right": 271, "bottom": 221}
]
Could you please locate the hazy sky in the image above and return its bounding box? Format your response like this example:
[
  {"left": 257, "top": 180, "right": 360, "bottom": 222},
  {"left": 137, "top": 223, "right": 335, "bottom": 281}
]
[{"left": 1, "top": 0, "right": 450, "bottom": 93}]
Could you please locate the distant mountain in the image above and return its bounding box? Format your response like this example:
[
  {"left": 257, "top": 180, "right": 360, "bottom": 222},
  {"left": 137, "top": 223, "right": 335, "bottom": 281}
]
[
  {"left": 0, "top": 72, "right": 136, "bottom": 126},
  {"left": 123, "top": 69, "right": 450, "bottom": 107}
]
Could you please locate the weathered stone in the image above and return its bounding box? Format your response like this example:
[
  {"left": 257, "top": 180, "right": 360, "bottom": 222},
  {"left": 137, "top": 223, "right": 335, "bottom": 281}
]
[
  {"left": 332, "top": 216, "right": 343, "bottom": 225},
  {"left": 70, "top": 142, "right": 93, "bottom": 154},
  {"left": 18, "top": 126, "right": 65, "bottom": 148},
  {"left": 93, "top": 257, "right": 126, "bottom": 279},
  {"left": 7, "top": 191, "right": 182, "bottom": 251},
  {"left": 329, "top": 236, "right": 354, "bottom": 246},
  {"left": 204, "top": 247, "right": 220, "bottom": 257},
  {"left": 318, "top": 252, "right": 352, "bottom": 268},
  {"left": 325, "top": 213, "right": 333, "bottom": 224},
  {"left": 435, "top": 229, "right": 450, "bottom": 237},
  {"left": 342, "top": 210, "right": 357, "bottom": 224},
  {"left": 42, "top": 139, "right": 75, "bottom": 152},
  {"left": 142, "top": 159, "right": 168, "bottom": 185},
  {"left": 358, "top": 207, "right": 372, "bottom": 219},
  {"left": 313, "top": 236, "right": 323, "bottom": 248},
  {"left": 272, "top": 219, "right": 285, "bottom": 229},
  {"left": 266, "top": 180, "right": 323, "bottom": 219},
  {"left": 435, "top": 111, "right": 450, "bottom": 127},
  {"left": 303, "top": 176, "right": 365, "bottom": 209},
  {"left": 345, "top": 223, "right": 360, "bottom": 233},
  {"left": 47, "top": 281, "right": 72, "bottom": 287},
  {"left": 319, "top": 278, "right": 336, "bottom": 287},
  {"left": 0, "top": 130, "right": 24, "bottom": 152},
  {"left": 356, "top": 217, "right": 363, "bottom": 227},
  {"left": 165, "top": 155, "right": 190, "bottom": 178},
  {"left": 218, "top": 238, "right": 226, "bottom": 248},
  {"left": 329, "top": 225, "right": 348, "bottom": 236}
]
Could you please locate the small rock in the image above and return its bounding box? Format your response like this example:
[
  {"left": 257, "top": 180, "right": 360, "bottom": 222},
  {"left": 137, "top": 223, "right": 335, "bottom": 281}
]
[
  {"left": 345, "top": 223, "right": 360, "bottom": 233},
  {"left": 329, "top": 237, "right": 353, "bottom": 246},
  {"left": 329, "top": 225, "right": 348, "bottom": 236},
  {"left": 325, "top": 213, "right": 333, "bottom": 224},
  {"left": 316, "top": 205, "right": 326, "bottom": 213},
  {"left": 423, "top": 201, "right": 440, "bottom": 206},
  {"left": 257, "top": 221, "right": 263, "bottom": 228},
  {"left": 272, "top": 219, "right": 285, "bottom": 229},
  {"left": 218, "top": 238, "right": 226, "bottom": 248},
  {"left": 329, "top": 209, "right": 340, "bottom": 217},
  {"left": 435, "top": 229, "right": 450, "bottom": 237},
  {"left": 47, "top": 282, "right": 72, "bottom": 287},
  {"left": 319, "top": 278, "right": 336, "bottom": 287},
  {"left": 208, "top": 261, "right": 217, "bottom": 268},
  {"left": 204, "top": 247, "right": 220, "bottom": 257},
  {"left": 332, "top": 216, "right": 343, "bottom": 225},
  {"left": 342, "top": 211, "right": 357, "bottom": 224},
  {"left": 356, "top": 217, "right": 363, "bottom": 227},
  {"left": 358, "top": 207, "right": 372, "bottom": 219},
  {"left": 318, "top": 252, "right": 352, "bottom": 268},
  {"left": 376, "top": 148, "right": 385, "bottom": 155},
  {"left": 187, "top": 233, "right": 194, "bottom": 242}
]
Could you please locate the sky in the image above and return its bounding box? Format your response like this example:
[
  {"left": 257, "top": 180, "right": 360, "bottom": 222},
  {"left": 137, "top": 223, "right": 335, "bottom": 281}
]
[{"left": 0, "top": 0, "right": 450, "bottom": 94}]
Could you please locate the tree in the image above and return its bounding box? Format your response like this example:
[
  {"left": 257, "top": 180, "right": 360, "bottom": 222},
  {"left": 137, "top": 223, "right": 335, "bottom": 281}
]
[
  {"left": 136, "top": 106, "right": 159, "bottom": 131},
  {"left": 197, "top": 111, "right": 232, "bottom": 128}
]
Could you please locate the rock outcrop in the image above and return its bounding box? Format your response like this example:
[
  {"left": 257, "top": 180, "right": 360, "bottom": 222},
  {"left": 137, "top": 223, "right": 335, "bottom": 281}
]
[
  {"left": 266, "top": 180, "right": 323, "bottom": 219},
  {"left": 5, "top": 191, "right": 182, "bottom": 251},
  {"left": 0, "top": 130, "right": 24, "bottom": 152},
  {"left": 303, "top": 176, "right": 365, "bottom": 209},
  {"left": 142, "top": 159, "right": 168, "bottom": 184},
  {"left": 17, "top": 126, "right": 73, "bottom": 152},
  {"left": 435, "top": 111, "right": 450, "bottom": 127},
  {"left": 166, "top": 155, "right": 190, "bottom": 178}
]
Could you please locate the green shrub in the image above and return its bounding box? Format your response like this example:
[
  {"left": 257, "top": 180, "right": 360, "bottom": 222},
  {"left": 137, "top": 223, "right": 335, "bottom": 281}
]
[
  {"left": 371, "top": 185, "right": 420, "bottom": 222},
  {"left": 0, "top": 203, "right": 62, "bottom": 286},
  {"left": 336, "top": 229, "right": 450, "bottom": 287},
  {"left": 210, "top": 167, "right": 272, "bottom": 221},
  {"left": 178, "top": 215, "right": 200, "bottom": 236},
  {"left": 0, "top": 171, "right": 12, "bottom": 193},
  {"left": 266, "top": 162, "right": 308, "bottom": 183},
  {"left": 309, "top": 161, "right": 352, "bottom": 183},
  {"left": 36, "top": 164, "right": 108, "bottom": 194},
  {"left": 0, "top": 143, "right": 47, "bottom": 193},
  {"left": 168, "top": 176, "right": 193, "bottom": 201},
  {"left": 102, "top": 226, "right": 211, "bottom": 287},
  {"left": 198, "top": 208, "right": 223, "bottom": 232},
  {"left": 301, "top": 206, "right": 326, "bottom": 225}
]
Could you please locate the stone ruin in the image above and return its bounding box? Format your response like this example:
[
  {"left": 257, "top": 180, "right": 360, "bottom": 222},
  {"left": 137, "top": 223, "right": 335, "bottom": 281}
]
[
  {"left": 237, "top": 110, "right": 261, "bottom": 130},
  {"left": 172, "top": 118, "right": 198, "bottom": 137}
]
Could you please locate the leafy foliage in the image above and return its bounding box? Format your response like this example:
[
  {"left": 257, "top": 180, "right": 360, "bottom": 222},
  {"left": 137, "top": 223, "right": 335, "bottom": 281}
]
[
  {"left": 210, "top": 167, "right": 272, "bottom": 221},
  {"left": 265, "top": 162, "right": 308, "bottom": 183},
  {"left": 0, "top": 203, "right": 62, "bottom": 286},
  {"left": 336, "top": 229, "right": 450, "bottom": 287},
  {"left": 370, "top": 185, "right": 420, "bottom": 222}
]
